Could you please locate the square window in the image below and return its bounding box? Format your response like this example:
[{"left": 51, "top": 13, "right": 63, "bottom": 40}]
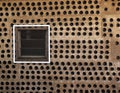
[{"left": 13, "top": 25, "right": 50, "bottom": 63}]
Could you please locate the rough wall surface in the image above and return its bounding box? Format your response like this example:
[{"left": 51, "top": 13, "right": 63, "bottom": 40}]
[{"left": 0, "top": 0, "right": 120, "bottom": 93}]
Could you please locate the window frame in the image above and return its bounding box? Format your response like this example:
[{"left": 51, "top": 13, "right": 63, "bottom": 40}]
[{"left": 13, "top": 25, "right": 50, "bottom": 63}]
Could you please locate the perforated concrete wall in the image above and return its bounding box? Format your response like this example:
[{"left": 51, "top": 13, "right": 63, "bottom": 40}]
[{"left": 0, "top": 0, "right": 120, "bottom": 93}]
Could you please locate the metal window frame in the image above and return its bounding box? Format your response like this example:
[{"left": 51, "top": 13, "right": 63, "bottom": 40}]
[{"left": 13, "top": 25, "right": 50, "bottom": 63}]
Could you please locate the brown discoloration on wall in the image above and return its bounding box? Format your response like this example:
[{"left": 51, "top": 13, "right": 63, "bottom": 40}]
[{"left": 0, "top": 0, "right": 120, "bottom": 93}]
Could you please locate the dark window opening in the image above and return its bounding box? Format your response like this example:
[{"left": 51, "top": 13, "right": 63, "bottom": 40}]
[
  {"left": 21, "top": 30, "right": 46, "bottom": 56},
  {"left": 13, "top": 25, "right": 50, "bottom": 62}
]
